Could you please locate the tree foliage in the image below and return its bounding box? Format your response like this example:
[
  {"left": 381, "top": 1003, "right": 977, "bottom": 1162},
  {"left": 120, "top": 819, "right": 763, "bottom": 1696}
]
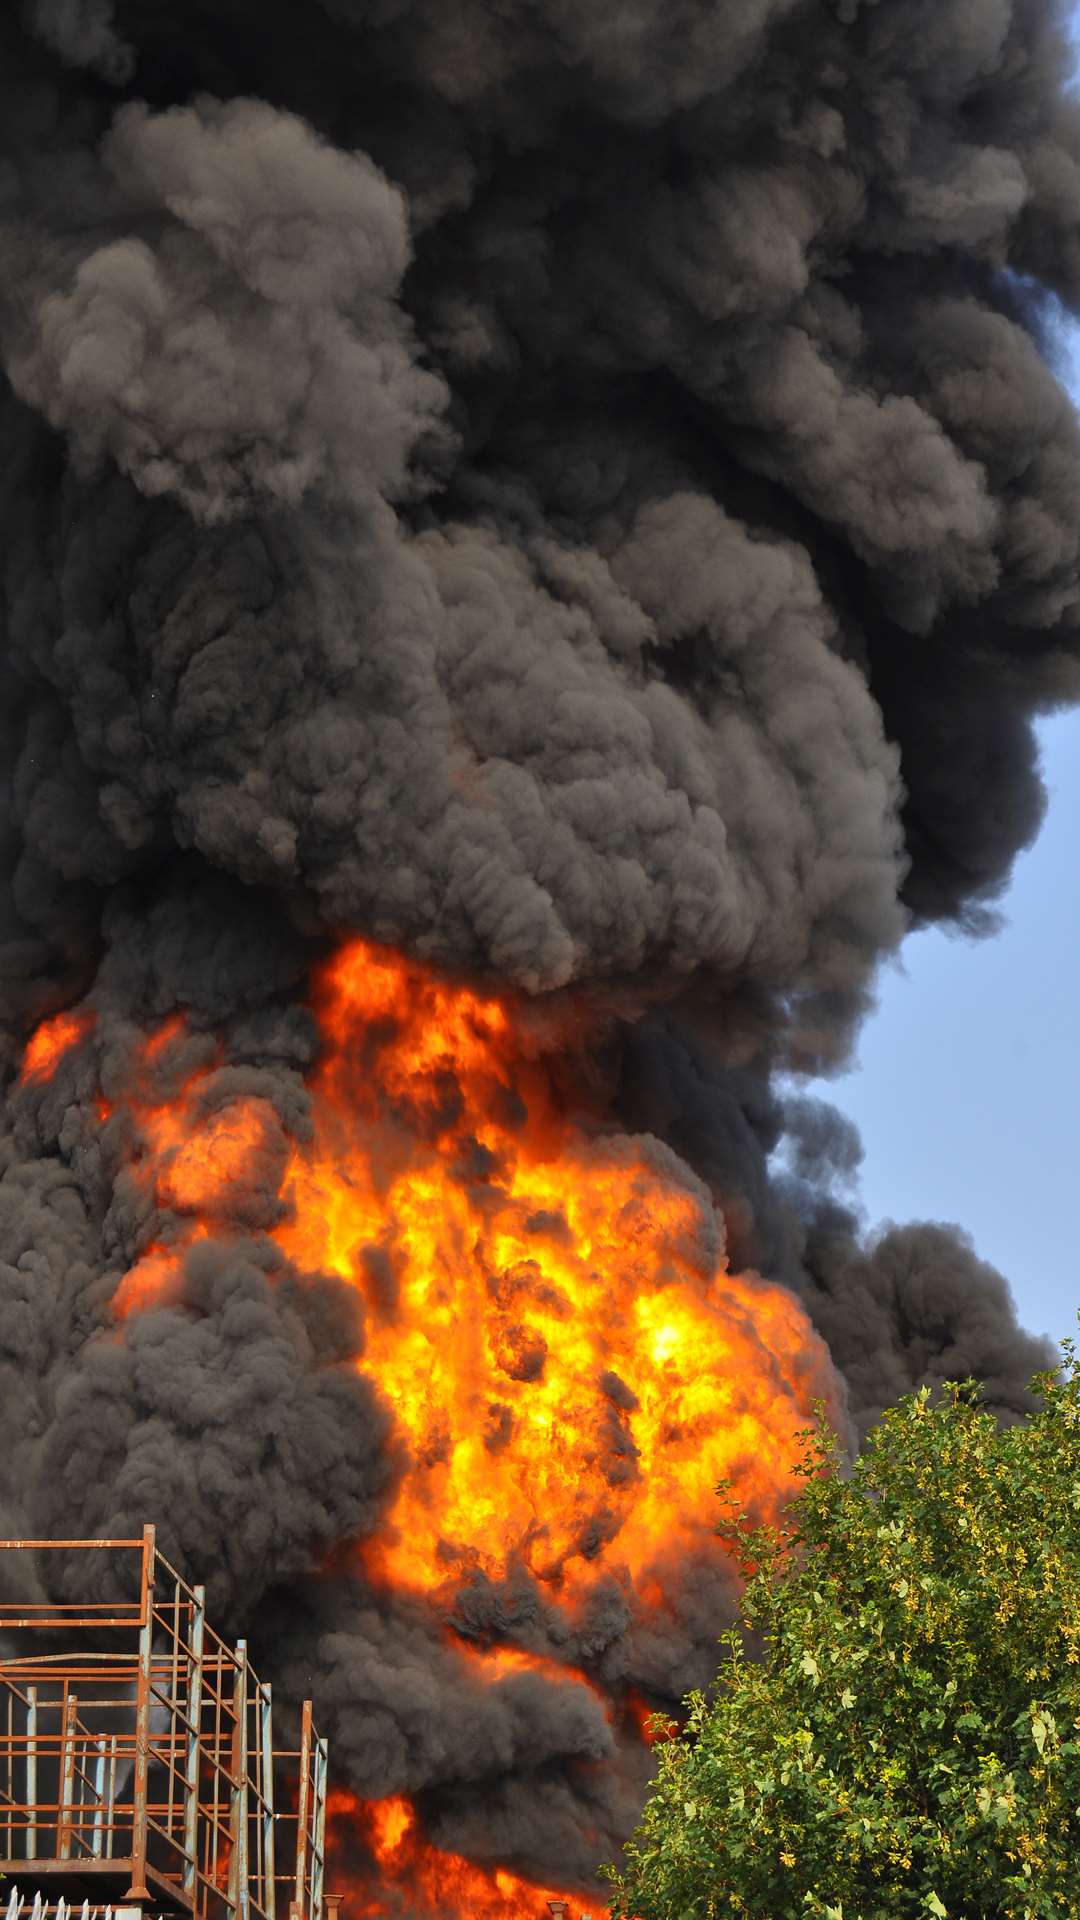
[{"left": 606, "top": 1343, "right": 1080, "bottom": 1919}]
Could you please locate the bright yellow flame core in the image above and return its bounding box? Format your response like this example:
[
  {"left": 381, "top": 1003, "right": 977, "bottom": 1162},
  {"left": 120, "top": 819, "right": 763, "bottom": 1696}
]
[{"left": 270, "top": 940, "right": 830, "bottom": 1596}]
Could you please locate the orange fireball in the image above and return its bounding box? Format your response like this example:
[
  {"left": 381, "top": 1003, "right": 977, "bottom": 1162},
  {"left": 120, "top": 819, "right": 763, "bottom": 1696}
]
[
  {"left": 273, "top": 940, "right": 834, "bottom": 1599},
  {"left": 33, "top": 936, "right": 839, "bottom": 1914}
]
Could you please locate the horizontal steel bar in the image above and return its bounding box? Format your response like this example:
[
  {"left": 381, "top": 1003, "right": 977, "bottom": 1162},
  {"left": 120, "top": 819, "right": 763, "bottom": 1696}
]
[{"left": 0, "top": 1540, "right": 145, "bottom": 1550}]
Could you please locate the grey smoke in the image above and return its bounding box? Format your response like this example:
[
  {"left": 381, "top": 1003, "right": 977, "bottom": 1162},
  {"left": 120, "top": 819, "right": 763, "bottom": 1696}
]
[{"left": 0, "top": 0, "right": 1074, "bottom": 1901}]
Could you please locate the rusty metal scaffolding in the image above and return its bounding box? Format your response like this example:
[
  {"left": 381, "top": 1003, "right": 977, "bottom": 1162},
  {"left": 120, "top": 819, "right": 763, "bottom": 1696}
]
[{"left": 0, "top": 1530, "right": 329, "bottom": 1920}]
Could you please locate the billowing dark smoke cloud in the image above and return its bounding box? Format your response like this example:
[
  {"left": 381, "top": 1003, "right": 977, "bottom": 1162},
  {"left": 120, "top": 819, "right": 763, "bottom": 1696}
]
[{"left": 0, "top": 0, "right": 1075, "bottom": 1897}]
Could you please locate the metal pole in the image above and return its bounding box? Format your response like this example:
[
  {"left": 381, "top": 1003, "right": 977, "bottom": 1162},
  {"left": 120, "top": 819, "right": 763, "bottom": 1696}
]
[
  {"left": 58, "top": 1693, "right": 78, "bottom": 1861},
  {"left": 25, "top": 1686, "right": 36, "bottom": 1862},
  {"left": 292, "top": 1703, "right": 312, "bottom": 1920},
  {"left": 6, "top": 1679, "right": 11, "bottom": 1858},
  {"left": 182, "top": 1586, "right": 206, "bottom": 1900},
  {"left": 125, "top": 1523, "right": 156, "bottom": 1901},
  {"left": 91, "top": 1740, "right": 107, "bottom": 1857},
  {"left": 106, "top": 1735, "right": 117, "bottom": 1861},
  {"left": 310, "top": 1740, "right": 327, "bottom": 1920},
  {"left": 227, "top": 1643, "right": 249, "bottom": 1920},
  {"left": 259, "top": 1684, "right": 276, "bottom": 1920}
]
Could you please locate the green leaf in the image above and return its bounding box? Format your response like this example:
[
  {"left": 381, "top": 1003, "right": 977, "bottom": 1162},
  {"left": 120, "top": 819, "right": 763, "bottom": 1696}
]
[
  {"left": 1032, "top": 1713, "right": 1048, "bottom": 1755},
  {"left": 925, "top": 1894, "right": 948, "bottom": 1918},
  {"left": 840, "top": 1688, "right": 855, "bottom": 1709}
]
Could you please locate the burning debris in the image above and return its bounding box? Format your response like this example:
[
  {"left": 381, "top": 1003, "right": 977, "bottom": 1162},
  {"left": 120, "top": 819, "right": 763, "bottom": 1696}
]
[{"left": 0, "top": 0, "right": 1076, "bottom": 1911}]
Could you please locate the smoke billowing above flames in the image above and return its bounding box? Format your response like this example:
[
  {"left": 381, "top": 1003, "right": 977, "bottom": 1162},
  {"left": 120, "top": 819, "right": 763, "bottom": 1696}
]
[{"left": 0, "top": 0, "right": 1074, "bottom": 1904}]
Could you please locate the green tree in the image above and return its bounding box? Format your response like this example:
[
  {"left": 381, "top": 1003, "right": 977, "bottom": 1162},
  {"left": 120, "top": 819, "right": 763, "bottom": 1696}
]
[{"left": 607, "top": 1344, "right": 1080, "bottom": 1920}]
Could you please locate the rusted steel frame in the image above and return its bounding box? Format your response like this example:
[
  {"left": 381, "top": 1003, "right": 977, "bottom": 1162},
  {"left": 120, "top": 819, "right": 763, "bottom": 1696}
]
[
  {"left": 89, "top": 1738, "right": 107, "bottom": 1858},
  {"left": 182, "top": 1583, "right": 206, "bottom": 1902},
  {"left": 0, "top": 1540, "right": 144, "bottom": 1549},
  {"left": 292, "top": 1702, "right": 313, "bottom": 1920},
  {"left": 4, "top": 1674, "right": 12, "bottom": 1855},
  {"left": 207, "top": 1630, "right": 227, "bottom": 1905},
  {"left": 227, "top": 1642, "right": 249, "bottom": 1920},
  {"left": 26, "top": 1685, "right": 37, "bottom": 1860},
  {"left": 0, "top": 1650, "right": 136, "bottom": 1661},
  {"left": 202, "top": 1687, "right": 242, "bottom": 1913},
  {"left": 310, "top": 1737, "right": 327, "bottom": 1920},
  {"left": 145, "top": 1810, "right": 197, "bottom": 1867},
  {"left": 164, "top": 1571, "right": 182, "bottom": 1856},
  {"left": 56, "top": 1692, "right": 78, "bottom": 1860},
  {"left": 144, "top": 1806, "right": 202, "bottom": 1895},
  {"left": 0, "top": 1618, "right": 141, "bottom": 1633},
  {"left": 70, "top": 1739, "right": 107, "bottom": 1860},
  {"left": 257, "top": 1682, "right": 276, "bottom": 1920},
  {"left": 0, "top": 1538, "right": 145, "bottom": 1635},
  {"left": 147, "top": 1679, "right": 199, "bottom": 1739},
  {"left": 0, "top": 1535, "right": 332, "bottom": 1920},
  {"left": 143, "top": 1742, "right": 195, "bottom": 1800},
  {"left": 123, "top": 1525, "right": 156, "bottom": 1901}
]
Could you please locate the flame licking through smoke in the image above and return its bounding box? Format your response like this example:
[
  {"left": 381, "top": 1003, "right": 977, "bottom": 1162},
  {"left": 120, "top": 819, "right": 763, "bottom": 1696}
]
[
  {"left": 18, "top": 940, "right": 837, "bottom": 1912},
  {"left": 18, "top": 1007, "right": 95, "bottom": 1086},
  {"left": 328, "top": 1790, "right": 575, "bottom": 1920}
]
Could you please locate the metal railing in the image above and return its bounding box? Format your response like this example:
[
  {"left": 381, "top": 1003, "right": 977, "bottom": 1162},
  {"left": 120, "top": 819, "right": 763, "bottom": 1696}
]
[{"left": 0, "top": 1531, "right": 328, "bottom": 1920}]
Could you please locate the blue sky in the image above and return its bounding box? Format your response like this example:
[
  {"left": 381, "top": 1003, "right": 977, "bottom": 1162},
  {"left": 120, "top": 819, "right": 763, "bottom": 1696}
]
[{"left": 819, "top": 710, "right": 1080, "bottom": 1348}]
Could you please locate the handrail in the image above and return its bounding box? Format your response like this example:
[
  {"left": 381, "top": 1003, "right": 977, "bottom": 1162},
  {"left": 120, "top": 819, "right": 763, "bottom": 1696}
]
[{"left": 0, "top": 1532, "right": 330, "bottom": 1920}]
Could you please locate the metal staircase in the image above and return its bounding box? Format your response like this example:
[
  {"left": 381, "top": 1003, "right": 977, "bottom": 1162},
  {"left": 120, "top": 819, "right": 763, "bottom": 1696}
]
[{"left": 0, "top": 1531, "right": 330, "bottom": 1920}]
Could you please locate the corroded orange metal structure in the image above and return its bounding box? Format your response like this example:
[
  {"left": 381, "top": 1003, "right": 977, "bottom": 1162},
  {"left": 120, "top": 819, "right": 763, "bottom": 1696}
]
[{"left": 0, "top": 1530, "right": 328, "bottom": 1920}]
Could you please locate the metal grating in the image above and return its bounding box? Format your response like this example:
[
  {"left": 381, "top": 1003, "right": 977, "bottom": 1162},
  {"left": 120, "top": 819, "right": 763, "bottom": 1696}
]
[{"left": 0, "top": 1530, "right": 329, "bottom": 1920}]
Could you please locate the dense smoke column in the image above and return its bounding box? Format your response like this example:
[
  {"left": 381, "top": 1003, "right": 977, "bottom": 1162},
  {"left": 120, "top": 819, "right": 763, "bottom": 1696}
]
[{"left": 0, "top": 0, "right": 1075, "bottom": 1894}]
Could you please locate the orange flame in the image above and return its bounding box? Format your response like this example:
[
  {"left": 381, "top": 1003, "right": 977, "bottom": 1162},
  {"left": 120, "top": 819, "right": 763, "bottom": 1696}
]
[
  {"left": 93, "top": 936, "right": 838, "bottom": 1909},
  {"left": 330, "top": 1790, "right": 575, "bottom": 1920},
  {"left": 18, "top": 1008, "right": 94, "bottom": 1085},
  {"left": 273, "top": 940, "right": 828, "bottom": 1597}
]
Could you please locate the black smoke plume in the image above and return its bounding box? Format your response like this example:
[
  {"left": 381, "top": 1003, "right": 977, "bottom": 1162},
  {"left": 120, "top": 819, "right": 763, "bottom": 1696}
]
[{"left": 0, "top": 0, "right": 1074, "bottom": 1897}]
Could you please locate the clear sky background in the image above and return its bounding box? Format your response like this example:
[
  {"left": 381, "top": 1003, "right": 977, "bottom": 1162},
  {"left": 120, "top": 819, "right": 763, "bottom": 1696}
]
[{"left": 818, "top": 707, "right": 1080, "bottom": 1349}]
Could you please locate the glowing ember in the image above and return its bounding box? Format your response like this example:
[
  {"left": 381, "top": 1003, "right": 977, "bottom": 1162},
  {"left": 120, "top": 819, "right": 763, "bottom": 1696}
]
[
  {"left": 57, "top": 936, "right": 838, "bottom": 1909},
  {"left": 18, "top": 1008, "right": 94, "bottom": 1085}
]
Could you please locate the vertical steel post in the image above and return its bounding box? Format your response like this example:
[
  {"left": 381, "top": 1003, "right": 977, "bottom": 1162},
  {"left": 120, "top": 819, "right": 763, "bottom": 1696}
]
[
  {"left": 57, "top": 1693, "right": 78, "bottom": 1861},
  {"left": 310, "top": 1739, "right": 327, "bottom": 1920},
  {"left": 227, "top": 1642, "right": 249, "bottom": 1920},
  {"left": 106, "top": 1735, "right": 118, "bottom": 1862},
  {"left": 25, "top": 1686, "right": 36, "bottom": 1861},
  {"left": 5, "top": 1681, "right": 11, "bottom": 1857},
  {"left": 182, "top": 1585, "right": 206, "bottom": 1900},
  {"left": 91, "top": 1739, "right": 107, "bottom": 1857},
  {"left": 259, "top": 1683, "right": 276, "bottom": 1920},
  {"left": 125, "top": 1524, "right": 156, "bottom": 1901},
  {"left": 292, "top": 1702, "right": 312, "bottom": 1920}
]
